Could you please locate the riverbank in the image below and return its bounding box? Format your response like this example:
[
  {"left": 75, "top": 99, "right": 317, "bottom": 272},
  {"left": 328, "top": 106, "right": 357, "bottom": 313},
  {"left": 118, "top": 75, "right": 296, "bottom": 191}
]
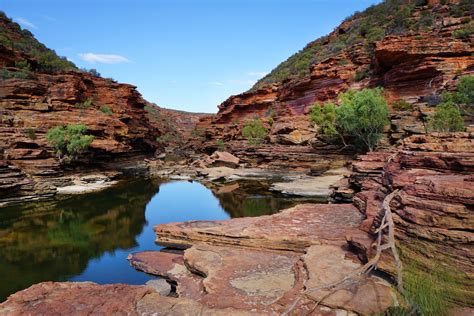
[{"left": 1, "top": 134, "right": 472, "bottom": 315}]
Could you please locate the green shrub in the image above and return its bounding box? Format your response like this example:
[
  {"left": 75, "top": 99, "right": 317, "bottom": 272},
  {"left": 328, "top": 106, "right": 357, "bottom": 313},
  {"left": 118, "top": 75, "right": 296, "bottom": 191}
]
[
  {"left": 37, "top": 51, "right": 75, "bottom": 73},
  {"left": 455, "top": 75, "right": 474, "bottom": 105},
  {"left": 417, "top": 11, "right": 434, "bottom": 30},
  {"left": 25, "top": 128, "right": 36, "bottom": 140},
  {"left": 441, "top": 75, "right": 474, "bottom": 116},
  {"left": 74, "top": 98, "right": 93, "bottom": 117},
  {"left": 156, "top": 133, "right": 176, "bottom": 144},
  {"left": 216, "top": 139, "right": 226, "bottom": 151},
  {"left": 429, "top": 102, "right": 464, "bottom": 132},
  {"left": 392, "top": 99, "right": 412, "bottom": 111},
  {"left": 14, "top": 60, "right": 31, "bottom": 71},
  {"left": 0, "top": 68, "right": 30, "bottom": 79},
  {"left": 242, "top": 118, "right": 268, "bottom": 145},
  {"left": 338, "top": 88, "right": 389, "bottom": 151},
  {"left": 310, "top": 88, "right": 389, "bottom": 152},
  {"left": 453, "top": 25, "right": 474, "bottom": 38},
  {"left": 46, "top": 124, "right": 94, "bottom": 162},
  {"left": 354, "top": 68, "right": 370, "bottom": 81},
  {"left": 366, "top": 26, "right": 385, "bottom": 42},
  {"left": 310, "top": 102, "right": 338, "bottom": 136},
  {"left": 99, "top": 105, "right": 113, "bottom": 115}
]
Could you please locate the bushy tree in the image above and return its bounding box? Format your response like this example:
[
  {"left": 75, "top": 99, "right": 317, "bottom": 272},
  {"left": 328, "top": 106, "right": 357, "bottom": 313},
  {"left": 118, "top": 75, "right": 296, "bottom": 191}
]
[
  {"left": 336, "top": 88, "right": 389, "bottom": 151},
  {"left": 429, "top": 102, "right": 464, "bottom": 132},
  {"left": 242, "top": 118, "right": 268, "bottom": 145},
  {"left": 46, "top": 124, "right": 94, "bottom": 162},
  {"left": 441, "top": 75, "right": 473, "bottom": 116},
  {"left": 310, "top": 88, "right": 389, "bottom": 152},
  {"left": 310, "top": 102, "right": 338, "bottom": 135}
]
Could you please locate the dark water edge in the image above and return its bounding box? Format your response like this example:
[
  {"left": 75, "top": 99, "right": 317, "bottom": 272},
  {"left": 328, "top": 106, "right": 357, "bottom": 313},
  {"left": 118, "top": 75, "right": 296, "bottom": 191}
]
[{"left": 0, "top": 177, "right": 322, "bottom": 302}]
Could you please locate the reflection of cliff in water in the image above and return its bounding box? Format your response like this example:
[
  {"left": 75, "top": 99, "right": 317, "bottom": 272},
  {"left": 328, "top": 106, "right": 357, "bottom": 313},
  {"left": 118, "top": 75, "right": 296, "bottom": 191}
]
[
  {"left": 0, "top": 178, "right": 160, "bottom": 301},
  {"left": 209, "top": 180, "right": 325, "bottom": 218}
]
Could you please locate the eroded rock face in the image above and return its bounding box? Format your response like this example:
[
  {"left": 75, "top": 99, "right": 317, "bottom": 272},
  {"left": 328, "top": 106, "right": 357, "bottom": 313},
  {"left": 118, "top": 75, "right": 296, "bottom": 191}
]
[
  {"left": 337, "top": 133, "right": 474, "bottom": 304},
  {"left": 154, "top": 203, "right": 370, "bottom": 251},
  {"left": 193, "top": 5, "right": 473, "bottom": 166}
]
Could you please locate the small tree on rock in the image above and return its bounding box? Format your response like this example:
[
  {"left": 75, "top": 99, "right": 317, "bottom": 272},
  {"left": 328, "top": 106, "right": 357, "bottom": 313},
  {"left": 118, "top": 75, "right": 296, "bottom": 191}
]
[
  {"left": 242, "top": 118, "right": 268, "bottom": 145},
  {"left": 310, "top": 88, "right": 389, "bottom": 152},
  {"left": 429, "top": 102, "right": 464, "bottom": 132},
  {"left": 46, "top": 124, "right": 94, "bottom": 162}
]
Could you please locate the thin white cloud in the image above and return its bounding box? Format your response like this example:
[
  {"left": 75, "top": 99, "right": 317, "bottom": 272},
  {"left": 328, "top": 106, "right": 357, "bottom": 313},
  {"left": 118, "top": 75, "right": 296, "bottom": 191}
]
[
  {"left": 79, "top": 53, "right": 130, "bottom": 64},
  {"left": 208, "top": 81, "right": 224, "bottom": 86},
  {"left": 15, "top": 17, "right": 37, "bottom": 29},
  {"left": 247, "top": 71, "right": 268, "bottom": 77}
]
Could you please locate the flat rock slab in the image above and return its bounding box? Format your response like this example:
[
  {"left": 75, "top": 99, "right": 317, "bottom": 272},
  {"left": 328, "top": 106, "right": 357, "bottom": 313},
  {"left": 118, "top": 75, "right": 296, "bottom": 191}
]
[
  {"left": 303, "top": 245, "right": 396, "bottom": 315},
  {"left": 0, "top": 282, "right": 152, "bottom": 316},
  {"left": 128, "top": 251, "right": 205, "bottom": 299},
  {"left": 0, "top": 282, "right": 261, "bottom": 316},
  {"left": 184, "top": 245, "right": 303, "bottom": 312},
  {"left": 128, "top": 245, "right": 395, "bottom": 314},
  {"left": 270, "top": 169, "right": 349, "bottom": 198},
  {"left": 57, "top": 180, "right": 118, "bottom": 194},
  {"left": 155, "top": 203, "right": 369, "bottom": 252}
]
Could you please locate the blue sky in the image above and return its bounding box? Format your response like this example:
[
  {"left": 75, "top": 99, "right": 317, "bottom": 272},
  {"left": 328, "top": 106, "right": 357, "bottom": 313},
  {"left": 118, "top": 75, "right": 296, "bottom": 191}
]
[{"left": 2, "top": 0, "right": 381, "bottom": 113}]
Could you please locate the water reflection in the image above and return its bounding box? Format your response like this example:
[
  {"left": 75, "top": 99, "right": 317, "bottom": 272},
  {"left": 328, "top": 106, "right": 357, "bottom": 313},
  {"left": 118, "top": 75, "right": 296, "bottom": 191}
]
[
  {"left": 0, "top": 178, "right": 159, "bottom": 301},
  {"left": 0, "top": 178, "right": 322, "bottom": 302},
  {"left": 210, "top": 180, "right": 325, "bottom": 217}
]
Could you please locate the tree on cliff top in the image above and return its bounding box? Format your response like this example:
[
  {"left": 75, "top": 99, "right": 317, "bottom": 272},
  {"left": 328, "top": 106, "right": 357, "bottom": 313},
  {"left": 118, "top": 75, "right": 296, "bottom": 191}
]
[
  {"left": 310, "top": 88, "right": 389, "bottom": 152},
  {"left": 46, "top": 124, "right": 94, "bottom": 162}
]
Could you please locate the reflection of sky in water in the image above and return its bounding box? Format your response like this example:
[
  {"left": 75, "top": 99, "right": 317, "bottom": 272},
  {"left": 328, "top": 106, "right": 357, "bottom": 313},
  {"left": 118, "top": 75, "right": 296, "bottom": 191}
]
[
  {"left": 0, "top": 178, "right": 321, "bottom": 301},
  {"left": 69, "top": 181, "right": 230, "bottom": 285}
]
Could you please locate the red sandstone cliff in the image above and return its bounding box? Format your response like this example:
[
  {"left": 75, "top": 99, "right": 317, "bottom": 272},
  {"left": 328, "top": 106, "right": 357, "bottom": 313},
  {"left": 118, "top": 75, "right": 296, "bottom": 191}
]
[
  {"left": 0, "top": 14, "right": 203, "bottom": 204},
  {"left": 196, "top": 1, "right": 473, "bottom": 159}
]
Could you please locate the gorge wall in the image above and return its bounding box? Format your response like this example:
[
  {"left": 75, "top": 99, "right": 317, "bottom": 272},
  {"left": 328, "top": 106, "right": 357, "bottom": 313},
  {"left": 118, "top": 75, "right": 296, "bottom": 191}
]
[
  {"left": 194, "top": 0, "right": 473, "bottom": 169},
  {"left": 0, "top": 13, "right": 202, "bottom": 205}
]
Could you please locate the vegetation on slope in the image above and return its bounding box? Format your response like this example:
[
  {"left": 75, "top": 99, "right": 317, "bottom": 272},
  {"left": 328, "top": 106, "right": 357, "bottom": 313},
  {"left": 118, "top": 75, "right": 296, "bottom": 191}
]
[
  {"left": 46, "top": 124, "right": 94, "bottom": 162},
  {"left": 253, "top": 0, "right": 473, "bottom": 89},
  {"left": 310, "top": 88, "right": 389, "bottom": 152},
  {"left": 0, "top": 11, "right": 77, "bottom": 73}
]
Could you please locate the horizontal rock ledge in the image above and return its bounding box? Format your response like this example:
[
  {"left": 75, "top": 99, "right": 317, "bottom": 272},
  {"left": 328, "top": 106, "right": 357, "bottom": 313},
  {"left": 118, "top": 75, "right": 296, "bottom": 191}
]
[{"left": 154, "top": 203, "right": 371, "bottom": 252}]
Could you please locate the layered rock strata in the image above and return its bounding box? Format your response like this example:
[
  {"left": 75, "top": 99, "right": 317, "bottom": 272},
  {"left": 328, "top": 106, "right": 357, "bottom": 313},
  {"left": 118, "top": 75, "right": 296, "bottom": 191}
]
[
  {"left": 194, "top": 4, "right": 474, "bottom": 166},
  {"left": 335, "top": 133, "right": 474, "bottom": 304}
]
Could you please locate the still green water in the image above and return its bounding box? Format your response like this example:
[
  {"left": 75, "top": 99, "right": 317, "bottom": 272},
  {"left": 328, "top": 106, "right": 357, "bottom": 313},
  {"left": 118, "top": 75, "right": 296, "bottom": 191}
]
[{"left": 0, "top": 178, "right": 320, "bottom": 302}]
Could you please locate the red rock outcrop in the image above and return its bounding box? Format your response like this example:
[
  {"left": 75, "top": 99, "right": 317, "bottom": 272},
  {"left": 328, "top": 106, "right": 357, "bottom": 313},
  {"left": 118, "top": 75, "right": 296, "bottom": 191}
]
[
  {"left": 0, "top": 66, "right": 163, "bottom": 204},
  {"left": 131, "top": 203, "right": 396, "bottom": 314},
  {"left": 194, "top": 3, "right": 474, "bottom": 165},
  {"left": 336, "top": 133, "right": 474, "bottom": 305}
]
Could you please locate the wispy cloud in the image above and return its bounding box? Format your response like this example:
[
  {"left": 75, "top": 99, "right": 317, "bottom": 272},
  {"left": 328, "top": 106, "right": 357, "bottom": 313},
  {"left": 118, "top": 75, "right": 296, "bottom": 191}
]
[
  {"left": 247, "top": 71, "right": 268, "bottom": 77},
  {"left": 79, "top": 53, "right": 130, "bottom": 64},
  {"left": 208, "top": 81, "right": 224, "bottom": 86},
  {"left": 15, "top": 17, "right": 37, "bottom": 29}
]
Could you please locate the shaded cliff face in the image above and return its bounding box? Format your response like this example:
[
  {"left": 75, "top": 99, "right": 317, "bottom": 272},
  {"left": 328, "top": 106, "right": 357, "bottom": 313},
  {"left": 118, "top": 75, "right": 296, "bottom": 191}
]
[{"left": 197, "top": 0, "right": 473, "bottom": 153}]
